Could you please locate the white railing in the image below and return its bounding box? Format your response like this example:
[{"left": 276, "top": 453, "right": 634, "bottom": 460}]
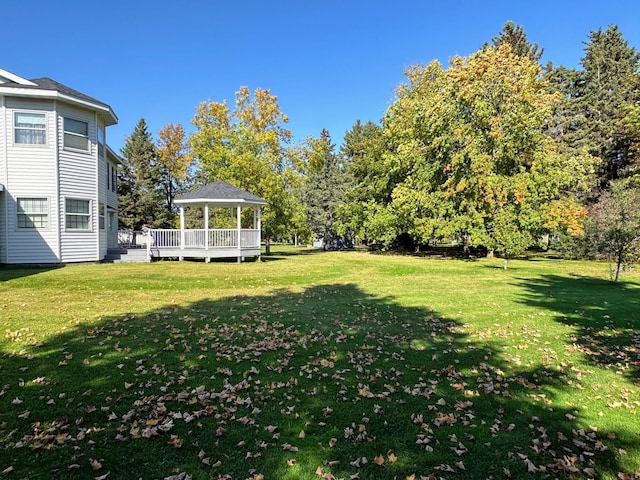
[
  {"left": 150, "top": 229, "right": 182, "bottom": 248},
  {"left": 208, "top": 229, "right": 236, "bottom": 247},
  {"left": 118, "top": 230, "right": 147, "bottom": 249},
  {"left": 240, "top": 229, "right": 260, "bottom": 247},
  {"left": 144, "top": 229, "right": 261, "bottom": 249}
]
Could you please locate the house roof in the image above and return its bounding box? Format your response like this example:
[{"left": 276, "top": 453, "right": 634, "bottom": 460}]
[
  {"left": 175, "top": 180, "right": 267, "bottom": 207},
  {"left": 0, "top": 69, "right": 118, "bottom": 126}
]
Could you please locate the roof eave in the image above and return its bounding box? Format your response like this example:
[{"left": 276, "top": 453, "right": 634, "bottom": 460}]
[
  {"left": 174, "top": 198, "right": 267, "bottom": 206},
  {"left": 0, "top": 86, "right": 118, "bottom": 126}
]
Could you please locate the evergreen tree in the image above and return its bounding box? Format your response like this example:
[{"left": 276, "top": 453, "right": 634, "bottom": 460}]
[
  {"left": 580, "top": 25, "right": 640, "bottom": 187},
  {"left": 490, "top": 21, "right": 543, "bottom": 62},
  {"left": 547, "top": 26, "right": 640, "bottom": 195},
  {"left": 302, "top": 129, "right": 349, "bottom": 247},
  {"left": 118, "top": 119, "right": 169, "bottom": 230}
]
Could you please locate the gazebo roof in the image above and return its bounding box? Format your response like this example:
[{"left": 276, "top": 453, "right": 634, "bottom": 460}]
[{"left": 174, "top": 180, "right": 266, "bottom": 207}]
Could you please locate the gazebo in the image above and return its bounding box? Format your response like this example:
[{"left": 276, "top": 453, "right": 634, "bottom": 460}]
[{"left": 146, "top": 181, "right": 266, "bottom": 262}]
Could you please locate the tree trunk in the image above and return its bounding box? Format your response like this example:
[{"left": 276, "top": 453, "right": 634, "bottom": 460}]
[
  {"left": 461, "top": 233, "right": 470, "bottom": 258},
  {"left": 614, "top": 247, "right": 624, "bottom": 282},
  {"left": 504, "top": 257, "right": 509, "bottom": 270},
  {"left": 265, "top": 236, "right": 271, "bottom": 256}
]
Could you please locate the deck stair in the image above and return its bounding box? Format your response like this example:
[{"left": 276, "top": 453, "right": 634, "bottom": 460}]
[{"left": 105, "top": 248, "right": 149, "bottom": 263}]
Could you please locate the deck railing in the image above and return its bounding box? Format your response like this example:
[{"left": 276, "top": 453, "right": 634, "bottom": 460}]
[
  {"left": 146, "top": 229, "right": 261, "bottom": 249},
  {"left": 117, "top": 230, "right": 147, "bottom": 249}
]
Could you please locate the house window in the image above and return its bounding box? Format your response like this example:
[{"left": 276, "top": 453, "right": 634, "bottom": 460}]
[
  {"left": 63, "top": 118, "right": 89, "bottom": 151},
  {"left": 111, "top": 165, "right": 117, "bottom": 191},
  {"left": 99, "top": 203, "right": 105, "bottom": 230},
  {"left": 17, "top": 198, "right": 48, "bottom": 228},
  {"left": 65, "top": 198, "right": 91, "bottom": 230},
  {"left": 108, "top": 211, "right": 116, "bottom": 231},
  {"left": 14, "top": 112, "right": 46, "bottom": 145},
  {"left": 98, "top": 126, "right": 105, "bottom": 158}
]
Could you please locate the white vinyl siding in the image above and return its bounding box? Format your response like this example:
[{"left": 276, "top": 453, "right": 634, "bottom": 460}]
[
  {"left": 58, "top": 106, "right": 98, "bottom": 262},
  {"left": 2, "top": 91, "right": 117, "bottom": 264},
  {"left": 0, "top": 191, "right": 5, "bottom": 263},
  {"left": 0, "top": 96, "right": 5, "bottom": 263},
  {"left": 3, "top": 97, "right": 59, "bottom": 263}
]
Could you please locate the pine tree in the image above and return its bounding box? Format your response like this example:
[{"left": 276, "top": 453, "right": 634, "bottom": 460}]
[
  {"left": 580, "top": 25, "right": 640, "bottom": 187},
  {"left": 544, "top": 25, "right": 639, "bottom": 198},
  {"left": 303, "top": 129, "right": 349, "bottom": 247},
  {"left": 490, "top": 21, "right": 543, "bottom": 62},
  {"left": 118, "top": 119, "right": 169, "bottom": 230}
]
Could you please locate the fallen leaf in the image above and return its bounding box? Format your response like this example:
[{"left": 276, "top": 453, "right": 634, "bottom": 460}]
[{"left": 373, "top": 455, "right": 385, "bottom": 465}]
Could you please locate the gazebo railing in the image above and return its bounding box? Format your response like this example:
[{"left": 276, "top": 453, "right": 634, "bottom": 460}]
[
  {"left": 147, "top": 229, "right": 261, "bottom": 249},
  {"left": 239, "top": 229, "right": 260, "bottom": 247},
  {"left": 209, "top": 229, "right": 237, "bottom": 247}
]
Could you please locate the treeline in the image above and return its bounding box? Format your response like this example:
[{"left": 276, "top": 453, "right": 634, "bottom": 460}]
[{"left": 118, "top": 22, "right": 640, "bottom": 278}]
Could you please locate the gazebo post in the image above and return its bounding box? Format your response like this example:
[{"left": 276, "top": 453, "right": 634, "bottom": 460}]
[
  {"left": 236, "top": 205, "right": 242, "bottom": 263},
  {"left": 256, "top": 207, "right": 262, "bottom": 261},
  {"left": 179, "top": 206, "right": 185, "bottom": 261},
  {"left": 204, "top": 203, "right": 210, "bottom": 263}
]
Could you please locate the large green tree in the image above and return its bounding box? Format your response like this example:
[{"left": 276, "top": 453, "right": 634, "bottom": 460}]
[
  {"left": 378, "top": 44, "right": 594, "bottom": 265},
  {"left": 337, "top": 120, "right": 394, "bottom": 245},
  {"left": 189, "top": 87, "right": 296, "bottom": 254},
  {"left": 118, "top": 119, "right": 170, "bottom": 229}
]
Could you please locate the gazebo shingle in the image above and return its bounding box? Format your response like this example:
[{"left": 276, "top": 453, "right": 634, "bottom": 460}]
[{"left": 175, "top": 180, "right": 266, "bottom": 205}]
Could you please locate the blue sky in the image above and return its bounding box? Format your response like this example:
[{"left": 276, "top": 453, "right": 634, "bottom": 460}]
[{"left": 2, "top": 1, "right": 639, "bottom": 154}]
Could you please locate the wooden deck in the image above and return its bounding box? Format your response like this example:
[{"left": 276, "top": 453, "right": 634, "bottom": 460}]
[{"left": 119, "top": 229, "right": 262, "bottom": 262}]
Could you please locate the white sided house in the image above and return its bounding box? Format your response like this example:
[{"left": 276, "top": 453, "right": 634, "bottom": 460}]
[{"left": 0, "top": 68, "right": 120, "bottom": 264}]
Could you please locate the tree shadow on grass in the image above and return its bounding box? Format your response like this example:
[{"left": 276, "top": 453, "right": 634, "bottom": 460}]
[
  {"left": 0, "top": 282, "right": 637, "bottom": 479},
  {"left": 515, "top": 274, "right": 640, "bottom": 384}
]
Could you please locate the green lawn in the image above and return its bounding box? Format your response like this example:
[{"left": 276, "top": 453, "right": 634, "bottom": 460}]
[{"left": 1, "top": 248, "right": 638, "bottom": 480}]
